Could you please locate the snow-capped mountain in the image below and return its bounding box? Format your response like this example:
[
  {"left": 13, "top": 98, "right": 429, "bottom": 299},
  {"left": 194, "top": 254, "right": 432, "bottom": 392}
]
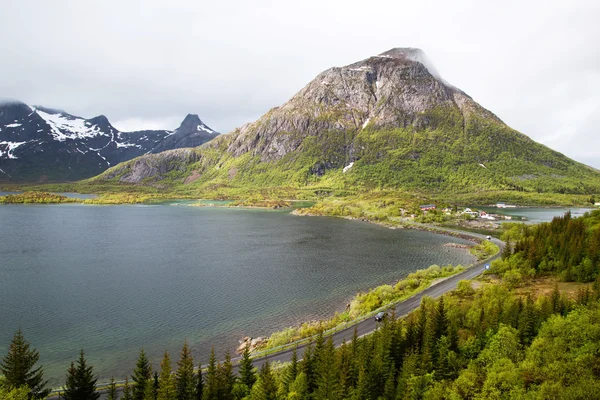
[{"left": 0, "top": 101, "right": 219, "bottom": 181}]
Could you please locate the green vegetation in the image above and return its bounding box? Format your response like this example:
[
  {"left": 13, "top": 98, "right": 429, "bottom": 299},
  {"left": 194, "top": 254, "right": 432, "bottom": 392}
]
[
  {"left": 0, "top": 191, "right": 78, "bottom": 204},
  {"left": 469, "top": 241, "right": 499, "bottom": 260},
  {"left": 132, "top": 349, "right": 152, "bottom": 400},
  {"left": 0, "top": 377, "right": 29, "bottom": 400},
  {"left": 228, "top": 199, "right": 292, "bottom": 209},
  {"left": 261, "top": 264, "right": 466, "bottom": 351},
  {"left": 62, "top": 350, "right": 100, "bottom": 400},
  {"left": 0, "top": 329, "right": 50, "bottom": 399},
  {"left": 491, "top": 209, "right": 600, "bottom": 284}
]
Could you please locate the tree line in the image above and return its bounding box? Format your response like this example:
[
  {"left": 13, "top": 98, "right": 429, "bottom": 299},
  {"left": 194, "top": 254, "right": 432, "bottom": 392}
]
[{"left": 494, "top": 209, "right": 600, "bottom": 283}]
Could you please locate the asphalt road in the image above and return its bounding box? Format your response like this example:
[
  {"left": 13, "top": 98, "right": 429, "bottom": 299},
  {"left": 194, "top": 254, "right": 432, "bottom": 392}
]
[
  {"left": 238, "top": 234, "right": 503, "bottom": 370},
  {"left": 49, "top": 231, "right": 502, "bottom": 399}
]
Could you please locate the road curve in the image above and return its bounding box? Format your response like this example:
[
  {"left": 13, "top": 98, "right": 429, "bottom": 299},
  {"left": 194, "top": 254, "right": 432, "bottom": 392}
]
[
  {"left": 239, "top": 234, "right": 503, "bottom": 370},
  {"left": 48, "top": 230, "right": 503, "bottom": 399}
]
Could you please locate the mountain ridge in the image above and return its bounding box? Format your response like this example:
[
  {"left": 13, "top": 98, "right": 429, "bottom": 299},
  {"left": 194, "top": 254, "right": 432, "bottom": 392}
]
[{"left": 0, "top": 101, "right": 219, "bottom": 181}]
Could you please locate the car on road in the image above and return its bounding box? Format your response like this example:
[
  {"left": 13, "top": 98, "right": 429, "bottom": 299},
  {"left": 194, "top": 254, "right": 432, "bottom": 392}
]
[
  {"left": 375, "top": 312, "right": 386, "bottom": 322},
  {"left": 486, "top": 235, "right": 491, "bottom": 240}
]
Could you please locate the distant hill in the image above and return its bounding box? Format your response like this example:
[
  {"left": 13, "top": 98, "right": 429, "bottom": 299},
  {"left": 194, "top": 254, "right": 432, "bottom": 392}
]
[
  {"left": 92, "top": 48, "right": 600, "bottom": 196},
  {"left": 0, "top": 101, "right": 218, "bottom": 181}
]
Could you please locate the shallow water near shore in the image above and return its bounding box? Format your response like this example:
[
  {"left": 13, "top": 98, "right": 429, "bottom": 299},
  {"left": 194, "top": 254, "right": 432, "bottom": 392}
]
[{"left": 0, "top": 204, "right": 475, "bottom": 386}]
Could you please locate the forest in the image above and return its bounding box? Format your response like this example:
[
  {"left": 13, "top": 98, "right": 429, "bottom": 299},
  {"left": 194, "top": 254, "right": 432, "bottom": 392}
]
[{"left": 492, "top": 209, "right": 600, "bottom": 283}]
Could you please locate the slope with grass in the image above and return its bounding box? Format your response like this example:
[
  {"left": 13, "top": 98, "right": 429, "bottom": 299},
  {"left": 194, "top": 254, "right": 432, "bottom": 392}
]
[{"left": 81, "top": 48, "right": 600, "bottom": 204}]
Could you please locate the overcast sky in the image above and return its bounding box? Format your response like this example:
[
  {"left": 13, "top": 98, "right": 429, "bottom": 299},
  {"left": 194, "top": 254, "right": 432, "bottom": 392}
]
[{"left": 1, "top": 0, "right": 598, "bottom": 167}]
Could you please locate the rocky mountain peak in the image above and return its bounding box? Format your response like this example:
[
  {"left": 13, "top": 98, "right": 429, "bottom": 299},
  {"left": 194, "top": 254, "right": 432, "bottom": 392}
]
[
  {"left": 378, "top": 47, "right": 425, "bottom": 60},
  {"left": 87, "top": 114, "right": 112, "bottom": 128},
  {"left": 178, "top": 114, "right": 204, "bottom": 132}
]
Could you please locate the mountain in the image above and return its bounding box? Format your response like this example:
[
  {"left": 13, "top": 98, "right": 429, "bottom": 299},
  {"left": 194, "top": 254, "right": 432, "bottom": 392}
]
[
  {"left": 0, "top": 102, "right": 219, "bottom": 181},
  {"left": 94, "top": 48, "right": 600, "bottom": 196}
]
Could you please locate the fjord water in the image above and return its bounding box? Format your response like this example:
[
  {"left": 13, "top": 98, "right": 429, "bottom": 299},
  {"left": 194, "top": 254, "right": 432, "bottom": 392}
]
[
  {"left": 0, "top": 204, "right": 475, "bottom": 386},
  {"left": 477, "top": 206, "right": 594, "bottom": 223}
]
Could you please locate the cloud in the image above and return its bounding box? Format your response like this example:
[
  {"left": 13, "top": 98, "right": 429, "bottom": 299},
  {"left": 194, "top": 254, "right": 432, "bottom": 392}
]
[{"left": 0, "top": 0, "right": 598, "bottom": 167}]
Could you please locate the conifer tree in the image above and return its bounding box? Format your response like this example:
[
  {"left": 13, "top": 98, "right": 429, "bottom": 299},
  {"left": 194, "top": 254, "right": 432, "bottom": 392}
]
[
  {"left": 336, "top": 341, "right": 353, "bottom": 398},
  {"left": 144, "top": 381, "right": 156, "bottom": 400},
  {"left": 301, "top": 342, "right": 315, "bottom": 394},
  {"left": 195, "top": 367, "right": 203, "bottom": 400},
  {"left": 239, "top": 344, "right": 256, "bottom": 389},
  {"left": 314, "top": 337, "right": 340, "bottom": 400},
  {"left": 157, "top": 352, "right": 176, "bottom": 400},
  {"left": 434, "top": 296, "right": 449, "bottom": 340},
  {"left": 249, "top": 376, "right": 266, "bottom": 400},
  {"left": 383, "top": 368, "right": 396, "bottom": 400},
  {"left": 518, "top": 296, "right": 537, "bottom": 344},
  {"left": 107, "top": 377, "right": 118, "bottom": 400},
  {"left": 287, "top": 372, "right": 308, "bottom": 400},
  {"left": 145, "top": 371, "right": 160, "bottom": 400},
  {"left": 258, "top": 360, "right": 277, "bottom": 400},
  {"left": 0, "top": 329, "right": 50, "bottom": 399},
  {"left": 203, "top": 348, "right": 218, "bottom": 400},
  {"left": 353, "top": 366, "right": 369, "bottom": 400},
  {"left": 502, "top": 238, "right": 512, "bottom": 259},
  {"left": 132, "top": 349, "right": 152, "bottom": 400},
  {"left": 217, "top": 351, "right": 235, "bottom": 400},
  {"left": 176, "top": 341, "right": 196, "bottom": 400},
  {"left": 62, "top": 349, "right": 100, "bottom": 400},
  {"left": 122, "top": 377, "right": 133, "bottom": 400},
  {"left": 282, "top": 346, "right": 298, "bottom": 392}
]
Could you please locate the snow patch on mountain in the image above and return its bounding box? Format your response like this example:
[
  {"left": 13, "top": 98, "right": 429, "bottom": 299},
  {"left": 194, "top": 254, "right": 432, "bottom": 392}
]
[
  {"left": 116, "top": 141, "right": 141, "bottom": 149},
  {"left": 198, "top": 124, "right": 214, "bottom": 133},
  {"left": 36, "top": 109, "right": 104, "bottom": 141},
  {"left": 0, "top": 141, "right": 28, "bottom": 159},
  {"left": 6, "top": 123, "right": 22, "bottom": 128}
]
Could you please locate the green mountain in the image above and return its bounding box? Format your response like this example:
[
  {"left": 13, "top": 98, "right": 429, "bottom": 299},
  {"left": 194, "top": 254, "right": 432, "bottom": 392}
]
[{"left": 91, "top": 48, "right": 600, "bottom": 198}]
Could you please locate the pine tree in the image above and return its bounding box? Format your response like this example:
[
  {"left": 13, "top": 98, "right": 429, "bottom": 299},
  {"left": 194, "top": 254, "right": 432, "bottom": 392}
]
[
  {"left": 123, "top": 377, "right": 133, "bottom": 400},
  {"left": 258, "top": 360, "right": 277, "bottom": 400},
  {"left": 157, "top": 352, "right": 176, "bottom": 400},
  {"left": 0, "top": 329, "right": 50, "bottom": 399},
  {"left": 314, "top": 337, "right": 340, "bottom": 400},
  {"left": 151, "top": 372, "right": 159, "bottom": 400},
  {"left": 383, "top": 368, "right": 396, "bottom": 400},
  {"left": 282, "top": 346, "right": 298, "bottom": 392},
  {"left": 62, "top": 349, "right": 100, "bottom": 400},
  {"left": 195, "top": 367, "right": 203, "bottom": 400},
  {"left": 502, "top": 238, "right": 512, "bottom": 259},
  {"left": 176, "top": 341, "right": 196, "bottom": 400},
  {"left": 217, "top": 352, "right": 235, "bottom": 400},
  {"left": 239, "top": 344, "right": 256, "bottom": 389},
  {"left": 143, "top": 378, "right": 155, "bottom": 400},
  {"left": 336, "top": 341, "right": 353, "bottom": 399},
  {"left": 287, "top": 372, "right": 308, "bottom": 400},
  {"left": 107, "top": 377, "right": 118, "bottom": 400},
  {"left": 434, "top": 296, "right": 449, "bottom": 340},
  {"left": 132, "top": 349, "right": 152, "bottom": 400},
  {"left": 301, "top": 342, "right": 315, "bottom": 394},
  {"left": 518, "top": 296, "right": 537, "bottom": 344},
  {"left": 203, "top": 348, "right": 218, "bottom": 400}
]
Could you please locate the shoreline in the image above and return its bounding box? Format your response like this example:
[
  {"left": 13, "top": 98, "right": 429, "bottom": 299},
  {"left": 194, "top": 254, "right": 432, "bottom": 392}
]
[
  {"left": 244, "top": 210, "right": 495, "bottom": 354},
  {"left": 33, "top": 202, "right": 499, "bottom": 392}
]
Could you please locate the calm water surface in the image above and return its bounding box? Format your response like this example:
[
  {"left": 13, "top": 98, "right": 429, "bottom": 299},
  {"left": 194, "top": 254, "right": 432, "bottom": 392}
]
[
  {"left": 477, "top": 206, "right": 594, "bottom": 223},
  {"left": 0, "top": 204, "right": 475, "bottom": 386}
]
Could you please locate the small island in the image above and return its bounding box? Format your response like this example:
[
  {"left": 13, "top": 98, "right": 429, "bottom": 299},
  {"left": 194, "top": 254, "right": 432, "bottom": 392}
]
[{"left": 0, "top": 191, "right": 78, "bottom": 204}]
